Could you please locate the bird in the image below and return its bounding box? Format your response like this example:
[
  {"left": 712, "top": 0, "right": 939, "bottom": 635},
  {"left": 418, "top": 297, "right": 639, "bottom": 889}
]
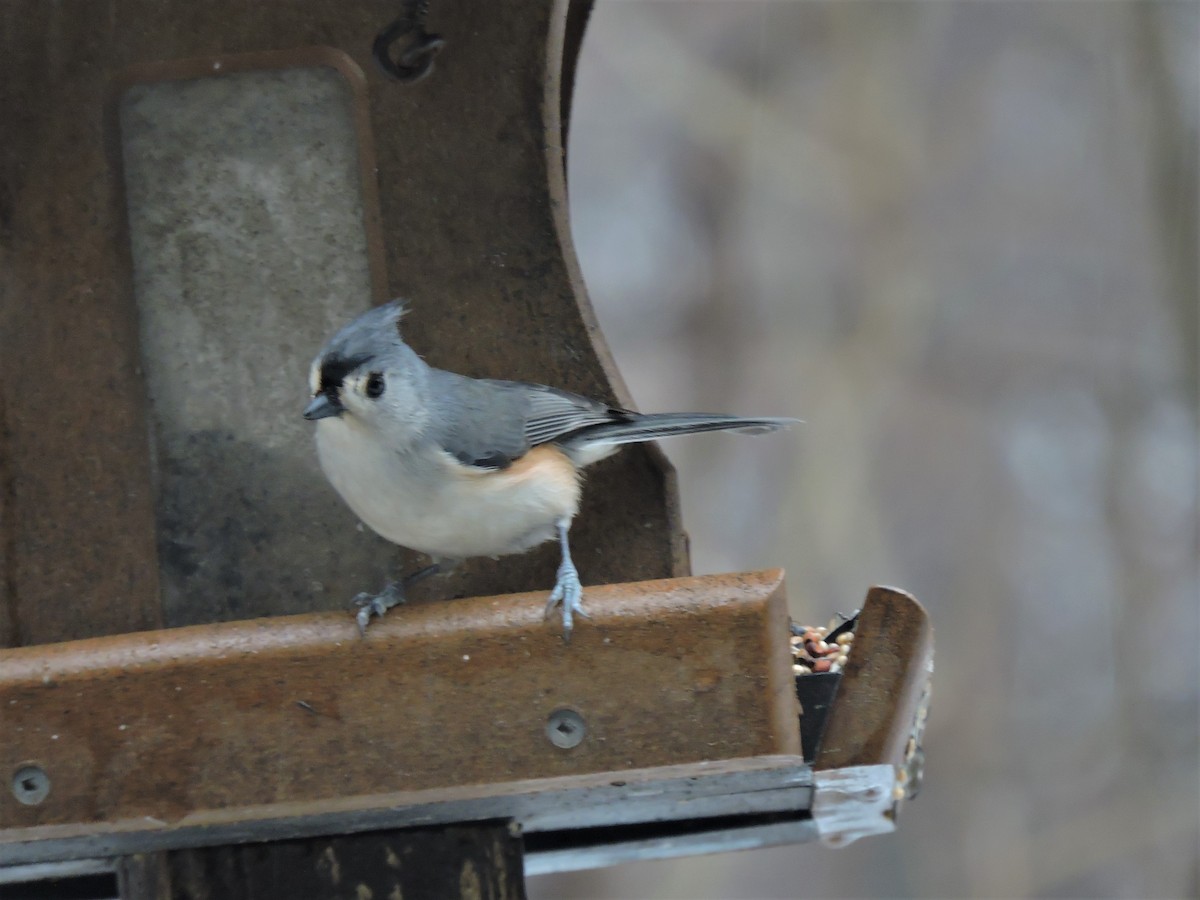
[{"left": 303, "top": 301, "right": 798, "bottom": 640}]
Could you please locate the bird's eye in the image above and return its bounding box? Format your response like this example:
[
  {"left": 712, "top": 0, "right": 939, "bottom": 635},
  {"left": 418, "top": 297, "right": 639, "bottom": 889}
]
[{"left": 365, "top": 372, "right": 385, "bottom": 399}]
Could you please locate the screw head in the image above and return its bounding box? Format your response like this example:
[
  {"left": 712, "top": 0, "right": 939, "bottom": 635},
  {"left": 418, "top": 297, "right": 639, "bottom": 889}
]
[
  {"left": 12, "top": 765, "right": 50, "bottom": 805},
  {"left": 545, "top": 708, "right": 586, "bottom": 749}
]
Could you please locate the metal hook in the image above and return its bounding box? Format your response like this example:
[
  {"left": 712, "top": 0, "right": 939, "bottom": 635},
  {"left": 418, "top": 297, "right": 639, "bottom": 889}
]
[{"left": 373, "top": 0, "right": 445, "bottom": 83}]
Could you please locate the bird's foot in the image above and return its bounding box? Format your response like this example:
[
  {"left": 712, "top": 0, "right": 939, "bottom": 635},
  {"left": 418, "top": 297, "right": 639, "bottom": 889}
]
[
  {"left": 352, "top": 581, "right": 406, "bottom": 637},
  {"left": 544, "top": 559, "right": 588, "bottom": 642}
]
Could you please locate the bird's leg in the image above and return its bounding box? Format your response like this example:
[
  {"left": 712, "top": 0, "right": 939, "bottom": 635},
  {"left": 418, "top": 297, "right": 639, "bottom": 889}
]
[
  {"left": 353, "top": 562, "right": 442, "bottom": 636},
  {"left": 545, "top": 517, "right": 587, "bottom": 642}
]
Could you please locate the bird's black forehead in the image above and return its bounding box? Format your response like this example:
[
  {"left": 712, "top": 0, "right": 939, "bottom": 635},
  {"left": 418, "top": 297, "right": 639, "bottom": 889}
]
[{"left": 319, "top": 353, "right": 373, "bottom": 392}]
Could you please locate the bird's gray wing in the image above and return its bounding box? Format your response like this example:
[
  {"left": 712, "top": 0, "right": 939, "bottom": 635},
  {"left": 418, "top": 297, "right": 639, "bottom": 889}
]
[
  {"left": 519, "top": 383, "right": 633, "bottom": 445},
  {"left": 425, "top": 371, "right": 629, "bottom": 470}
]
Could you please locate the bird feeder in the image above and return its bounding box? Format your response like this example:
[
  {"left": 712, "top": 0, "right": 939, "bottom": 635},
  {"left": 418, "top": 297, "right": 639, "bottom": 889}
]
[{"left": 0, "top": 2, "right": 932, "bottom": 896}]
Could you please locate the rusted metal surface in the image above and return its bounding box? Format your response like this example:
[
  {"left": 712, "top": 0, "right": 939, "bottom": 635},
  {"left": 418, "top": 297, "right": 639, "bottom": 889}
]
[
  {"left": 0, "top": 7, "right": 163, "bottom": 646},
  {"left": 560, "top": 0, "right": 594, "bottom": 154},
  {"left": 0, "top": 571, "right": 798, "bottom": 860},
  {"left": 0, "top": 0, "right": 684, "bottom": 647},
  {"left": 807, "top": 586, "right": 933, "bottom": 847},
  {"left": 0, "top": 579, "right": 935, "bottom": 871},
  {"left": 813, "top": 586, "right": 933, "bottom": 772}
]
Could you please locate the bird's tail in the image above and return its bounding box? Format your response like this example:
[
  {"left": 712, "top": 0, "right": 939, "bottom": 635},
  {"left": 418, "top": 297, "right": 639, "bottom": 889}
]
[{"left": 563, "top": 413, "right": 800, "bottom": 452}]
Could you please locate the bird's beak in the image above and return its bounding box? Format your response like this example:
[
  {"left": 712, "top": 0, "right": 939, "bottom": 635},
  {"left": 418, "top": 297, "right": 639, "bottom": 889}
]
[{"left": 303, "top": 393, "right": 343, "bottom": 421}]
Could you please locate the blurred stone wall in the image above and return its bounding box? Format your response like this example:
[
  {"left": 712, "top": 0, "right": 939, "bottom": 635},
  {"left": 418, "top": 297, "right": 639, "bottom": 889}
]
[{"left": 533, "top": 2, "right": 1198, "bottom": 897}]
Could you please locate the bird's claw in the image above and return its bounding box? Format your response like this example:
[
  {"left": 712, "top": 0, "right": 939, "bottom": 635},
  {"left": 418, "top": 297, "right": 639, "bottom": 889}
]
[
  {"left": 544, "top": 560, "right": 587, "bottom": 642},
  {"left": 351, "top": 583, "right": 405, "bottom": 637}
]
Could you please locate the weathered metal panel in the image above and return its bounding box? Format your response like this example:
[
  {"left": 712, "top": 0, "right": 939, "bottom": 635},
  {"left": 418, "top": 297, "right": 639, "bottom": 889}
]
[
  {"left": 814, "top": 586, "right": 933, "bottom": 771},
  {"left": 0, "top": 571, "right": 798, "bottom": 860}
]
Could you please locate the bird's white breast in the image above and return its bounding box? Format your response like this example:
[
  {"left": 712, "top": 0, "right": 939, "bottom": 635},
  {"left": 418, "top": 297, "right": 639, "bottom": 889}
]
[{"left": 314, "top": 419, "right": 581, "bottom": 560}]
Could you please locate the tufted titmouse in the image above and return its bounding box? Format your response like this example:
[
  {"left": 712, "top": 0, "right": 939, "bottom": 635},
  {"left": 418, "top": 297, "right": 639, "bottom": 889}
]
[{"left": 303, "top": 301, "right": 797, "bottom": 639}]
